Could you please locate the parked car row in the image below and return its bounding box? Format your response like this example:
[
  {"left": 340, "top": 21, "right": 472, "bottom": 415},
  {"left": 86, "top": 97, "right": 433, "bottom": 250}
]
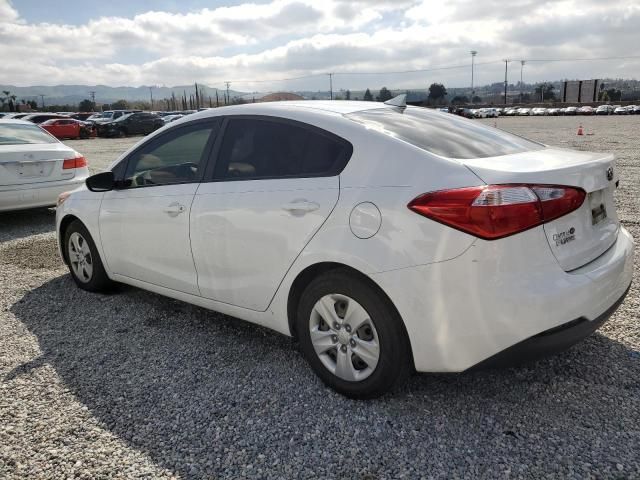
[
  {"left": 501, "top": 105, "right": 640, "bottom": 116},
  {"left": 0, "top": 109, "right": 199, "bottom": 140},
  {"left": 448, "top": 107, "right": 500, "bottom": 119},
  {"left": 446, "top": 104, "right": 640, "bottom": 118}
]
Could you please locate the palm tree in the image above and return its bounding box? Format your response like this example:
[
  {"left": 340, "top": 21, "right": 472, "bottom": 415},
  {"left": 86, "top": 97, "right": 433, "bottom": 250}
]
[{"left": 0, "top": 91, "right": 9, "bottom": 111}]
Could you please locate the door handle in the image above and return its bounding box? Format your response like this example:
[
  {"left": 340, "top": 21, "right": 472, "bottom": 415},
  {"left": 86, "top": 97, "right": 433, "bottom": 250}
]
[
  {"left": 281, "top": 200, "right": 320, "bottom": 215},
  {"left": 163, "top": 202, "right": 186, "bottom": 217}
]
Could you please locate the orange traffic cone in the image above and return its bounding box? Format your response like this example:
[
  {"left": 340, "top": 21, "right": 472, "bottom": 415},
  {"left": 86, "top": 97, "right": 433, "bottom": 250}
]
[{"left": 577, "top": 125, "right": 584, "bottom": 136}]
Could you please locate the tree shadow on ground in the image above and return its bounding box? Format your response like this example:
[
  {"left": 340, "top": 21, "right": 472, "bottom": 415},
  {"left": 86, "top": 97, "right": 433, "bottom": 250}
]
[{"left": 8, "top": 275, "right": 640, "bottom": 478}]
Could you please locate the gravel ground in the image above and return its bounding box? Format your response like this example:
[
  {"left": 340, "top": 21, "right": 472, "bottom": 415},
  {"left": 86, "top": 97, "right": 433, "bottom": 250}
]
[{"left": 1, "top": 118, "right": 639, "bottom": 479}]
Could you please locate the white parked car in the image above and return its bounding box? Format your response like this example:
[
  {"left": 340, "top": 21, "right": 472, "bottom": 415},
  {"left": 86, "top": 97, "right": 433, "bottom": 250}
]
[
  {"left": 531, "top": 108, "right": 547, "bottom": 116},
  {"left": 595, "top": 105, "right": 613, "bottom": 115},
  {"left": 517, "top": 108, "right": 531, "bottom": 116},
  {"left": 483, "top": 108, "right": 499, "bottom": 118},
  {"left": 614, "top": 106, "right": 628, "bottom": 115},
  {"left": 162, "top": 114, "right": 184, "bottom": 124},
  {"left": 0, "top": 119, "right": 89, "bottom": 212},
  {"left": 578, "top": 106, "right": 595, "bottom": 115},
  {"left": 55, "top": 99, "right": 634, "bottom": 398}
]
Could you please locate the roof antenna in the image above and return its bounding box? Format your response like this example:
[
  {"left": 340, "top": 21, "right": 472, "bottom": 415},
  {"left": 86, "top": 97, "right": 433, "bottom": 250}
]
[{"left": 384, "top": 94, "right": 407, "bottom": 110}]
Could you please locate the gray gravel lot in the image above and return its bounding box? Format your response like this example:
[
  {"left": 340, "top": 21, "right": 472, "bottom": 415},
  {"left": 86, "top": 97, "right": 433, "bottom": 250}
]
[{"left": 1, "top": 117, "right": 639, "bottom": 479}]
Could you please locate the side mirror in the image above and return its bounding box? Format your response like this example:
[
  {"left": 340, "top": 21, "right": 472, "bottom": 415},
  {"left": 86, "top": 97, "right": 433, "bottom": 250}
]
[{"left": 86, "top": 171, "right": 115, "bottom": 192}]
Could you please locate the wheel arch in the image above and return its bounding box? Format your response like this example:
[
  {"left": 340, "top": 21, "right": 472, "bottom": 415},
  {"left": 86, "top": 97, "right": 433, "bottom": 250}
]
[
  {"left": 286, "top": 261, "right": 414, "bottom": 367},
  {"left": 58, "top": 214, "right": 81, "bottom": 265}
]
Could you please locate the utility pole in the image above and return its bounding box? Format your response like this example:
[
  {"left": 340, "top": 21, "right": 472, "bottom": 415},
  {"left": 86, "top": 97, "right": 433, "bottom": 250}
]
[
  {"left": 328, "top": 73, "right": 333, "bottom": 100},
  {"left": 39, "top": 95, "right": 45, "bottom": 109},
  {"left": 149, "top": 86, "right": 154, "bottom": 110},
  {"left": 520, "top": 61, "right": 525, "bottom": 103},
  {"left": 503, "top": 59, "right": 510, "bottom": 105},
  {"left": 225, "top": 81, "right": 231, "bottom": 105},
  {"left": 470, "top": 51, "right": 477, "bottom": 99},
  {"left": 89, "top": 90, "right": 96, "bottom": 107}
]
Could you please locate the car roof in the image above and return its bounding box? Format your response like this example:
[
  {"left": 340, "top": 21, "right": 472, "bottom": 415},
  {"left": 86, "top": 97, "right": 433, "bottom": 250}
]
[
  {"left": 0, "top": 118, "right": 39, "bottom": 125},
  {"left": 22, "top": 113, "right": 69, "bottom": 118},
  {"left": 186, "top": 100, "right": 394, "bottom": 123}
]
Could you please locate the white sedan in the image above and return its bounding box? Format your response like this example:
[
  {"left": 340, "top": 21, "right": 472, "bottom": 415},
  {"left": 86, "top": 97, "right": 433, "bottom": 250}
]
[
  {"left": 0, "top": 119, "right": 89, "bottom": 212},
  {"left": 55, "top": 98, "right": 634, "bottom": 398}
]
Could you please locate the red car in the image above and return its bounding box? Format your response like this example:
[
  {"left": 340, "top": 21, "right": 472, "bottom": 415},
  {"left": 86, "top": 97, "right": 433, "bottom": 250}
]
[{"left": 41, "top": 118, "right": 92, "bottom": 139}]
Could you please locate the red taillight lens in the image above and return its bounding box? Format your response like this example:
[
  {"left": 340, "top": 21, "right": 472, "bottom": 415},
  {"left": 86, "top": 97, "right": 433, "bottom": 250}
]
[
  {"left": 62, "top": 156, "right": 87, "bottom": 169},
  {"left": 408, "top": 184, "right": 586, "bottom": 240}
]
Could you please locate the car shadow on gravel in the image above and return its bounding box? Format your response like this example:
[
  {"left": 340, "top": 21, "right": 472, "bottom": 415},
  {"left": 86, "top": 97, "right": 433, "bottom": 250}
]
[
  {"left": 8, "top": 275, "right": 640, "bottom": 478},
  {"left": 0, "top": 208, "right": 55, "bottom": 243}
]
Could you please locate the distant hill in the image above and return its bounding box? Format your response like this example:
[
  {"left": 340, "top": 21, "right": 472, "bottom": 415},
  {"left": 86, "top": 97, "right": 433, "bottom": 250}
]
[{"left": 0, "top": 84, "right": 245, "bottom": 106}]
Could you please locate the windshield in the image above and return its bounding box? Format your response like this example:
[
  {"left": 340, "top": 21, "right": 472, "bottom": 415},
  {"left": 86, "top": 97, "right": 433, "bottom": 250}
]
[
  {"left": 346, "top": 107, "right": 543, "bottom": 159},
  {"left": 0, "top": 123, "right": 58, "bottom": 145}
]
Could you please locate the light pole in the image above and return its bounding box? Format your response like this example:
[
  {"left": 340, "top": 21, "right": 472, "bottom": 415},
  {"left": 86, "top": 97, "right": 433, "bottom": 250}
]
[
  {"left": 149, "top": 86, "right": 154, "bottom": 110},
  {"left": 503, "top": 59, "right": 510, "bottom": 105},
  {"left": 470, "top": 51, "right": 477, "bottom": 100},
  {"left": 520, "top": 60, "right": 525, "bottom": 103},
  {"left": 328, "top": 73, "right": 333, "bottom": 100}
]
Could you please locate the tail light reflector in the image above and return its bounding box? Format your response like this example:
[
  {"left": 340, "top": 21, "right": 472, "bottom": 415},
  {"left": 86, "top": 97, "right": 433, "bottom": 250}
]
[
  {"left": 62, "top": 156, "right": 87, "bottom": 169},
  {"left": 408, "top": 184, "right": 586, "bottom": 240}
]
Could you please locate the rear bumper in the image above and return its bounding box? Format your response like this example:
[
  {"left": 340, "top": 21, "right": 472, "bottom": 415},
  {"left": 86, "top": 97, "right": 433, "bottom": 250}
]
[
  {"left": 0, "top": 177, "right": 87, "bottom": 212},
  {"left": 371, "top": 225, "right": 635, "bottom": 372},
  {"left": 469, "top": 282, "right": 631, "bottom": 370}
]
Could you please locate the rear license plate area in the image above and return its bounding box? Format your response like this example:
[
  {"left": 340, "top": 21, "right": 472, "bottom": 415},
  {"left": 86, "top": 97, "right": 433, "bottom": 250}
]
[
  {"left": 588, "top": 190, "right": 607, "bottom": 225},
  {"left": 18, "top": 162, "right": 47, "bottom": 178}
]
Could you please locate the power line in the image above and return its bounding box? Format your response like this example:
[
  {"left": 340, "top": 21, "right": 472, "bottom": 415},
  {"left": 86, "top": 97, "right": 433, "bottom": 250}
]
[
  {"left": 525, "top": 55, "right": 640, "bottom": 63},
  {"left": 230, "top": 72, "right": 326, "bottom": 85},
  {"left": 165, "top": 54, "right": 640, "bottom": 93},
  {"left": 333, "top": 60, "right": 502, "bottom": 76}
]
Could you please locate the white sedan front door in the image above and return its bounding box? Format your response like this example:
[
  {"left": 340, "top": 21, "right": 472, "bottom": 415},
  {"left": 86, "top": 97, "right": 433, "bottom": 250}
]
[{"left": 99, "top": 121, "right": 219, "bottom": 295}]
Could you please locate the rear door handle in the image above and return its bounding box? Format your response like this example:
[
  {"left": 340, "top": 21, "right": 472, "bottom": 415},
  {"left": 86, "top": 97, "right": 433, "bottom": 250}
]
[
  {"left": 164, "top": 202, "right": 186, "bottom": 217},
  {"left": 281, "top": 200, "right": 320, "bottom": 215}
]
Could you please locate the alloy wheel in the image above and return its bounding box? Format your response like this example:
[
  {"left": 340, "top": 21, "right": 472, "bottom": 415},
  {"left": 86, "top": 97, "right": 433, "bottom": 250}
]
[{"left": 68, "top": 232, "right": 93, "bottom": 283}]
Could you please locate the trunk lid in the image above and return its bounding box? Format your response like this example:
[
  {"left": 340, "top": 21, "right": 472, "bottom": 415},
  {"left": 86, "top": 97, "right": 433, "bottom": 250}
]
[
  {"left": 462, "top": 147, "right": 619, "bottom": 271},
  {"left": 0, "top": 143, "right": 77, "bottom": 187}
]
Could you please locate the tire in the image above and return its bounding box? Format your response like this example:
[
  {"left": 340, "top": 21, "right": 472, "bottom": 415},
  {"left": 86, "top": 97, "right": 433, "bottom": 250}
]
[
  {"left": 296, "top": 269, "right": 412, "bottom": 399},
  {"left": 63, "top": 220, "right": 114, "bottom": 292}
]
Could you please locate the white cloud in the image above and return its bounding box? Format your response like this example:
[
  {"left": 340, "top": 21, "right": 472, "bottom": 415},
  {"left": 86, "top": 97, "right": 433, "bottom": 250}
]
[{"left": 0, "top": 0, "right": 638, "bottom": 89}]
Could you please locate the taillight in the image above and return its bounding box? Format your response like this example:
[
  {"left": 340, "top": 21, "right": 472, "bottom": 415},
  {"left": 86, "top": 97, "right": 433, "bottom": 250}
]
[
  {"left": 62, "top": 155, "right": 87, "bottom": 169},
  {"left": 408, "top": 184, "right": 586, "bottom": 240}
]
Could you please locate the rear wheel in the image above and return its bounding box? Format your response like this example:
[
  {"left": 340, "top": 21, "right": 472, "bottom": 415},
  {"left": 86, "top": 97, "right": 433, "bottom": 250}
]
[
  {"left": 296, "top": 270, "right": 411, "bottom": 399},
  {"left": 64, "top": 220, "right": 113, "bottom": 292}
]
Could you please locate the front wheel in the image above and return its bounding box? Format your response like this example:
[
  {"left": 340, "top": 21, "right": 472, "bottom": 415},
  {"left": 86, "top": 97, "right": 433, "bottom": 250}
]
[
  {"left": 296, "top": 270, "right": 412, "bottom": 399},
  {"left": 64, "top": 220, "right": 114, "bottom": 292}
]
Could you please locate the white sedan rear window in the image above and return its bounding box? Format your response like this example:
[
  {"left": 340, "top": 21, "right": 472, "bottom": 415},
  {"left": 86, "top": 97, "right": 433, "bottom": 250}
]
[
  {"left": 346, "top": 107, "right": 543, "bottom": 159},
  {"left": 0, "top": 123, "right": 57, "bottom": 145}
]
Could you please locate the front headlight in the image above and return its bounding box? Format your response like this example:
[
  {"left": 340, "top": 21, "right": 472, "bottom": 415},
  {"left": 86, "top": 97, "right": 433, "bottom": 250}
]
[{"left": 57, "top": 191, "right": 72, "bottom": 207}]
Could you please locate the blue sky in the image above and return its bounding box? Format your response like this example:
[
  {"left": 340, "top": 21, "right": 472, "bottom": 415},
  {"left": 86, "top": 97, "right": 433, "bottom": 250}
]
[
  {"left": 14, "top": 0, "right": 248, "bottom": 24},
  {"left": 1, "top": 0, "right": 639, "bottom": 90}
]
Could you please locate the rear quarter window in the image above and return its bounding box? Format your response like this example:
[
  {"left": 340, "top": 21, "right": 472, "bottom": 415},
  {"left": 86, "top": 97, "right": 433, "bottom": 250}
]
[
  {"left": 0, "top": 123, "right": 57, "bottom": 145},
  {"left": 346, "top": 107, "right": 543, "bottom": 159}
]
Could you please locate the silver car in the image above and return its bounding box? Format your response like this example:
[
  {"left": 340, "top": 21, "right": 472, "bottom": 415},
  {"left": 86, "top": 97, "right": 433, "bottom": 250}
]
[{"left": 0, "top": 119, "right": 89, "bottom": 212}]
